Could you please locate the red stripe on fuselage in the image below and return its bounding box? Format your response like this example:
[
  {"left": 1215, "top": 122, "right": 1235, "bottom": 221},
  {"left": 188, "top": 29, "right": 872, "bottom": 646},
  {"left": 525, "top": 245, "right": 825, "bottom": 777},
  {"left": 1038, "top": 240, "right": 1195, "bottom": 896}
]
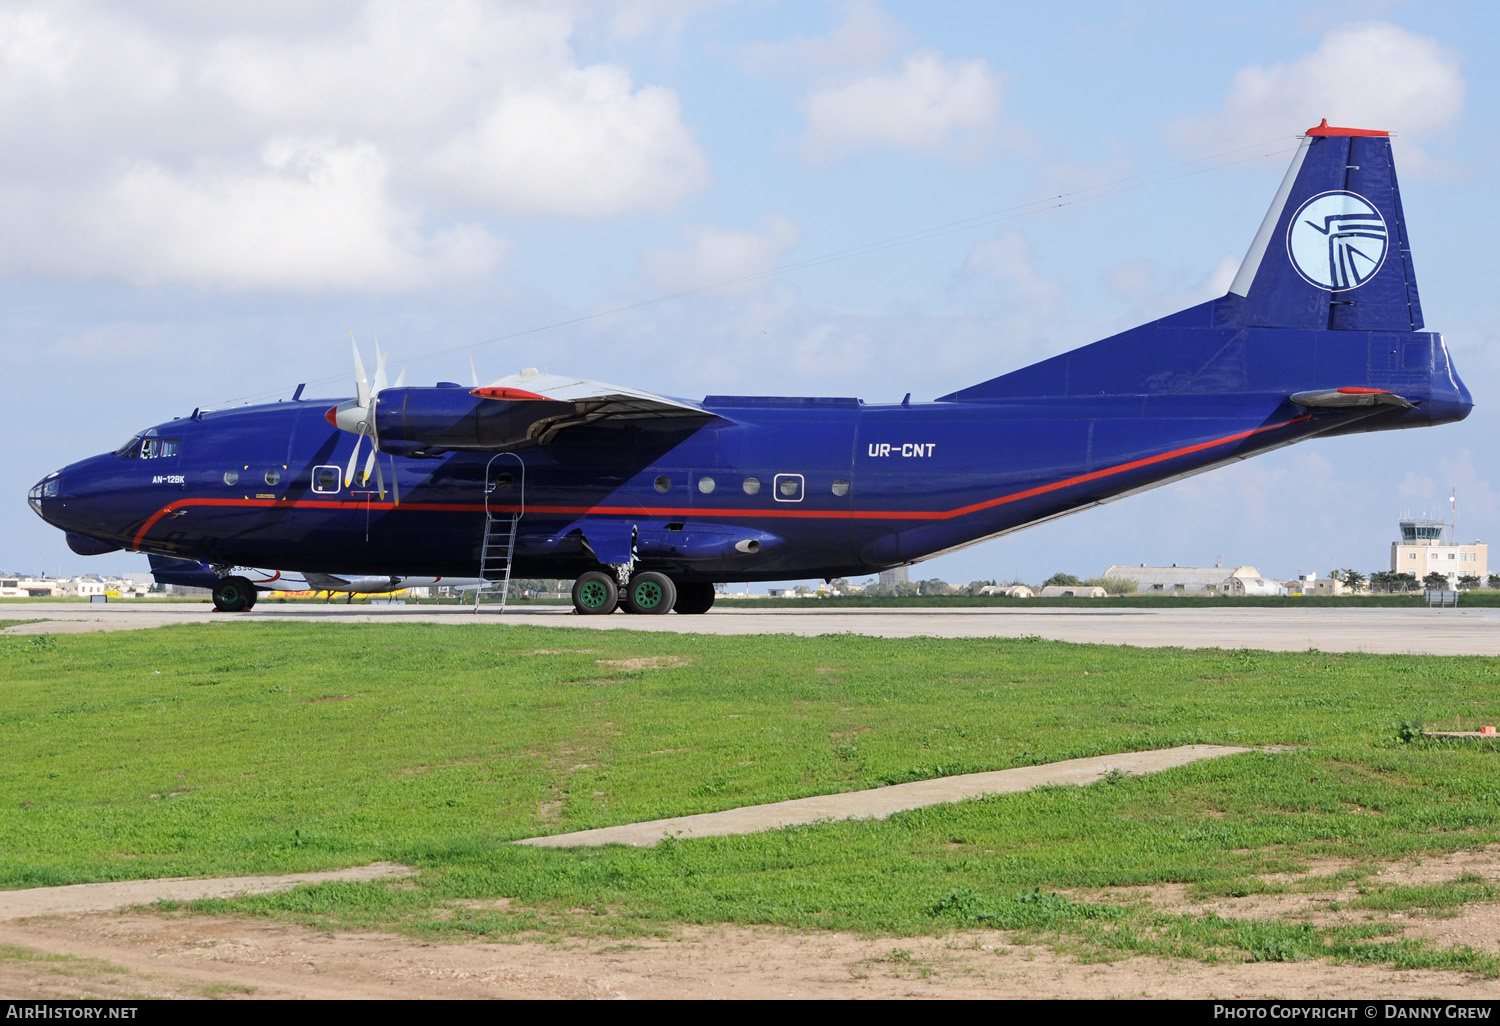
[{"left": 130, "top": 414, "right": 1311, "bottom": 550}]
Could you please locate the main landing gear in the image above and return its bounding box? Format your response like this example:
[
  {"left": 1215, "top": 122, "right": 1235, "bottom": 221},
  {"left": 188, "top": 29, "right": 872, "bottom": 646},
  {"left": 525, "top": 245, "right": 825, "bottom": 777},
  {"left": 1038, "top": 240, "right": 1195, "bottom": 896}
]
[
  {"left": 569, "top": 570, "right": 716, "bottom": 616},
  {"left": 211, "top": 575, "right": 258, "bottom": 613}
]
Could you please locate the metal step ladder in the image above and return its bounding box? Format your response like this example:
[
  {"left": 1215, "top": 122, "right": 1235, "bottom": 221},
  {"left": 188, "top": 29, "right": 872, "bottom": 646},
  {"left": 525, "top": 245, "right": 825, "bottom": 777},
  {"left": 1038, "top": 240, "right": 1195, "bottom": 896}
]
[{"left": 475, "top": 453, "right": 524, "bottom": 613}]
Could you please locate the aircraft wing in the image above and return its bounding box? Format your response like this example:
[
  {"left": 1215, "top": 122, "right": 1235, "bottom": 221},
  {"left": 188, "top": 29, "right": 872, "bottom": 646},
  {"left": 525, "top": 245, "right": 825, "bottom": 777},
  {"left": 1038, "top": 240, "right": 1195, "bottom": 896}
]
[{"left": 472, "top": 370, "right": 719, "bottom": 444}]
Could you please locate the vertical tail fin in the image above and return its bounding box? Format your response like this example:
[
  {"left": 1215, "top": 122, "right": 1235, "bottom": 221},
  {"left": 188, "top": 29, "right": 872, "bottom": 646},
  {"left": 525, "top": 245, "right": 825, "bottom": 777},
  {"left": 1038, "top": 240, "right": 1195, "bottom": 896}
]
[{"left": 1226, "top": 120, "right": 1423, "bottom": 331}]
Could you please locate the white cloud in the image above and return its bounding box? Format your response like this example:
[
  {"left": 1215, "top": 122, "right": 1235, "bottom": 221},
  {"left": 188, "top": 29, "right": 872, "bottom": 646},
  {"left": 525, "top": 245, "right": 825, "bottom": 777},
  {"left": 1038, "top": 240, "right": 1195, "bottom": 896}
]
[
  {"left": 800, "top": 49, "right": 1003, "bottom": 163},
  {"left": 1167, "top": 22, "right": 1464, "bottom": 174},
  {"left": 638, "top": 215, "right": 801, "bottom": 296},
  {"left": 64, "top": 139, "right": 505, "bottom": 290},
  {"left": 963, "top": 231, "right": 1062, "bottom": 313},
  {"left": 0, "top": 1, "right": 709, "bottom": 288},
  {"left": 1101, "top": 258, "right": 1156, "bottom": 304},
  {"left": 200, "top": 2, "right": 570, "bottom": 135},
  {"left": 607, "top": 0, "right": 734, "bottom": 45},
  {"left": 428, "top": 64, "right": 709, "bottom": 218},
  {"left": 736, "top": 0, "right": 905, "bottom": 78}
]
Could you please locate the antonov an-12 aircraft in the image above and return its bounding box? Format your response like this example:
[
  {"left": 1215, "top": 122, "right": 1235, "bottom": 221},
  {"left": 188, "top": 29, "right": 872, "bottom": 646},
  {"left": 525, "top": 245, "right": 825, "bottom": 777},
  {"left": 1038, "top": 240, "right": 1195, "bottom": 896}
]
[{"left": 30, "top": 122, "right": 1471, "bottom": 615}]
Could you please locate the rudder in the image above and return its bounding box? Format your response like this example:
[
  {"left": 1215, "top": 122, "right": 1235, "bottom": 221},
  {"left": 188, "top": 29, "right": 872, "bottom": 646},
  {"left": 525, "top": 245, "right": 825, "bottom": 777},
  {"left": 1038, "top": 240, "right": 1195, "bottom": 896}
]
[{"left": 1225, "top": 121, "right": 1423, "bottom": 332}]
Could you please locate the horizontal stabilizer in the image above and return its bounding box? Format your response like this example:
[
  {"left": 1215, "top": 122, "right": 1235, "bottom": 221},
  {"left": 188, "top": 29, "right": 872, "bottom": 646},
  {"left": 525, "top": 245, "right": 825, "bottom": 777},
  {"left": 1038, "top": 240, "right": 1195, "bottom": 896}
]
[{"left": 1290, "top": 387, "right": 1413, "bottom": 409}]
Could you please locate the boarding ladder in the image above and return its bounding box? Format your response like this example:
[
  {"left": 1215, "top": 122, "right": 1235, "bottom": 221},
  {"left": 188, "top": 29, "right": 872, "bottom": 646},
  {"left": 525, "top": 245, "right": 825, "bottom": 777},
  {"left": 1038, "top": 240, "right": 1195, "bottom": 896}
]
[{"left": 475, "top": 453, "right": 524, "bottom": 612}]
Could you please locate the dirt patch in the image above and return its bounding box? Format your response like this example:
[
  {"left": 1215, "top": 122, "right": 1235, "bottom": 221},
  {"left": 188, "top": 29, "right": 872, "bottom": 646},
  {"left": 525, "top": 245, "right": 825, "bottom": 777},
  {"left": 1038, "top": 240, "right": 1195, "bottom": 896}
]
[
  {"left": 595, "top": 656, "right": 692, "bottom": 671},
  {"left": 1082, "top": 847, "right": 1500, "bottom": 941},
  {"left": 2, "top": 913, "right": 1498, "bottom": 1000},
  {"left": 7, "top": 852, "right": 1500, "bottom": 998}
]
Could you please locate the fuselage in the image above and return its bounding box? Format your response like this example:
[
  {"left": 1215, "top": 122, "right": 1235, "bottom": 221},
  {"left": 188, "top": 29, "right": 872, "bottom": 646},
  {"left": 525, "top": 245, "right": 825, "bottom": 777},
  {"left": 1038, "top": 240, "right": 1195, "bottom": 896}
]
[{"left": 29, "top": 328, "right": 1473, "bottom": 584}]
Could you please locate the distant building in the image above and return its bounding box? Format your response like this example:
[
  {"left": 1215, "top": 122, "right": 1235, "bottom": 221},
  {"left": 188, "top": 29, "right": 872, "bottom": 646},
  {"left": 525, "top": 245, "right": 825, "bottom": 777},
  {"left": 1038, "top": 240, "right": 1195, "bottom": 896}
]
[
  {"left": 1039, "top": 585, "right": 1107, "bottom": 598},
  {"left": 878, "top": 566, "right": 910, "bottom": 589},
  {"left": 1284, "top": 573, "right": 1344, "bottom": 597},
  {"left": 979, "top": 584, "right": 1033, "bottom": 598},
  {"left": 0, "top": 576, "right": 58, "bottom": 597},
  {"left": 1391, "top": 518, "right": 1486, "bottom": 587},
  {"left": 1104, "top": 564, "right": 1277, "bottom": 596}
]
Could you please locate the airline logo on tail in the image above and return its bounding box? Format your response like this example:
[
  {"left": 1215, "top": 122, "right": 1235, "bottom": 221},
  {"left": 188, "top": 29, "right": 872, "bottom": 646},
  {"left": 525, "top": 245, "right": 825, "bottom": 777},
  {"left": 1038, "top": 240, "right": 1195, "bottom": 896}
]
[{"left": 1286, "top": 190, "right": 1389, "bottom": 290}]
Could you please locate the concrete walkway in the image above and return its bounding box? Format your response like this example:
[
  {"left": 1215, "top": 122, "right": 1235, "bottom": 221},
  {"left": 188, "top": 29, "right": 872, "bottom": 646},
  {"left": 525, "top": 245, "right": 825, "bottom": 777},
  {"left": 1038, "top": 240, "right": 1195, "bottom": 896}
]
[
  {"left": 0, "top": 862, "right": 414, "bottom": 919},
  {"left": 517, "top": 744, "right": 1257, "bottom": 848}
]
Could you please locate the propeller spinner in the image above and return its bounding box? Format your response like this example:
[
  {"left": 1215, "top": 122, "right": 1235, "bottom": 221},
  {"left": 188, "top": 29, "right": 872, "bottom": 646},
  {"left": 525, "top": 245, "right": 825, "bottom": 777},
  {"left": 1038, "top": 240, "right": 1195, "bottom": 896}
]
[{"left": 325, "top": 334, "right": 405, "bottom": 503}]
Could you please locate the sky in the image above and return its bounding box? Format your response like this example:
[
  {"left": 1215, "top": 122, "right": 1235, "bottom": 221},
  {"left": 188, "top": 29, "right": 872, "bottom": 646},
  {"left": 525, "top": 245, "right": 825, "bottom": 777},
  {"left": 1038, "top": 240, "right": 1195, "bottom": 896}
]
[{"left": 4, "top": 0, "right": 1497, "bottom": 587}]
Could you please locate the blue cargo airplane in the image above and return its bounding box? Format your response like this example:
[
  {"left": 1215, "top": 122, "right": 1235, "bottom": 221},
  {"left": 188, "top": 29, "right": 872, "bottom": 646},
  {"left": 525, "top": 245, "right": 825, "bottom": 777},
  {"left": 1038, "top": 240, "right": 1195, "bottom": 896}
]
[{"left": 29, "top": 123, "right": 1471, "bottom": 615}]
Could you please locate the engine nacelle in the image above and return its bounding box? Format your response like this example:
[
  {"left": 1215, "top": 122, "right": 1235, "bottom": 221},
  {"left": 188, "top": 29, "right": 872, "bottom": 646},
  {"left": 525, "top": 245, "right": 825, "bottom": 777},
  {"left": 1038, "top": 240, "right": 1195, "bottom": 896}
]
[{"left": 332, "top": 386, "right": 558, "bottom": 454}]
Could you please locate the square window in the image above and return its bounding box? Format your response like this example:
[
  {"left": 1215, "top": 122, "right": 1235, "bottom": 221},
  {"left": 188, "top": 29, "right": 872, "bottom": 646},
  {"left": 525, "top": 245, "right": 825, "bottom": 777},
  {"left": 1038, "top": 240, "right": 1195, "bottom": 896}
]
[{"left": 312, "top": 465, "right": 341, "bottom": 494}]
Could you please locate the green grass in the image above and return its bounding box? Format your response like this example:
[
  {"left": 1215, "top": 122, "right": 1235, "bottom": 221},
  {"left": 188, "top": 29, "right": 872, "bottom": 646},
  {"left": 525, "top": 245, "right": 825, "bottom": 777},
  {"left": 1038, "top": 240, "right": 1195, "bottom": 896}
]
[
  {"left": 4, "top": 623, "right": 1500, "bottom": 973},
  {"left": 0, "top": 620, "right": 46, "bottom": 631}
]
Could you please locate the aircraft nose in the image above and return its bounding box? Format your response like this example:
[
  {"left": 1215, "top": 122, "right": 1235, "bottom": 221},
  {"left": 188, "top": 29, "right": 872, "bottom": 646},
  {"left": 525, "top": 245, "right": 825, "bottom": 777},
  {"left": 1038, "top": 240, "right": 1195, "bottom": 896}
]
[{"left": 27, "top": 471, "right": 62, "bottom": 521}]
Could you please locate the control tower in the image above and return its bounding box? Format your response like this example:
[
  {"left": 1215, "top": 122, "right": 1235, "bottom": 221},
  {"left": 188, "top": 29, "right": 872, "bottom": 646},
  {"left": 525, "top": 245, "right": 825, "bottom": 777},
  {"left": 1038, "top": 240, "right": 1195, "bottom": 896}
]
[{"left": 1391, "top": 517, "right": 1486, "bottom": 586}]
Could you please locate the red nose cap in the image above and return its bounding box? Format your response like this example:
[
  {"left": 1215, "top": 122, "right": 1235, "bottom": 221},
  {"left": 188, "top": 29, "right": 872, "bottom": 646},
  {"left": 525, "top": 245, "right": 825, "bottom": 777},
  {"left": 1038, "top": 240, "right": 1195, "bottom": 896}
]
[
  {"left": 470, "top": 386, "right": 552, "bottom": 401},
  {"left": 324, "top": 406, "right": 339, "bottom": 426}
]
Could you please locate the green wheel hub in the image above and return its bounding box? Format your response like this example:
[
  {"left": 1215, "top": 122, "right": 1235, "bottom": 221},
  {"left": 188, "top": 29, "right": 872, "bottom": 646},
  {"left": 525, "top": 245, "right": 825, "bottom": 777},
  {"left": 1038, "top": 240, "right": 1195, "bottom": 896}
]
[
  {"left": 578, "top": 580, "right": 610, "bottom": 609},
  {"left": 632, "top": 581, "right": 664, "bottom": 610}
]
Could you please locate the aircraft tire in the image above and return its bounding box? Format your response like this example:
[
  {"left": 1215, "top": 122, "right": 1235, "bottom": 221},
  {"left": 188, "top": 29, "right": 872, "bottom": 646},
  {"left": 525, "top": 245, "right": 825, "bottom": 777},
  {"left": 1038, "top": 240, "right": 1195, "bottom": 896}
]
[
  {"left": 624, "top": 571, "right": 676, "bottom": 615},
  {"left": 212, "top": 576, "right": 255, "bottom": 613},
  {"left": 672, "top": 581, "right": 716, "bottom": 615},
  {"left": 572, "top": 571, "right": 619, "bottom": 615}
]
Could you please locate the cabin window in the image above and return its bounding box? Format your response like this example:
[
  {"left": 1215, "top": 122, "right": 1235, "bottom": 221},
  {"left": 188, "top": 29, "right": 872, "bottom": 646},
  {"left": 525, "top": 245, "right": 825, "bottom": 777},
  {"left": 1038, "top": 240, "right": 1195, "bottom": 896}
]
[
  {"left": 223, "top": 470, "right": 239, "bottom": 486},
  {"left": 831, "top": 479, "right": 850, "bottom": 496},
  {"left": 654, "top": 475, "right": 671, "bottom": 493},
  {"left": 264, "top": 469, "right": 282, "bottom": 486},
  {"left": 312, "top": 465, "right": 341, "bottom": 494},
  {"left": 742, "top": 477, "right": 761, "bottom": 495},
  {"left": 159, "top": 438, "right": 180, "bottom": 457},
  {"left": 698, "top": 475, "right": 716, "bottom": 494},
  {"left": 774, "top": 474, "right": 804, "bottom": 502}
]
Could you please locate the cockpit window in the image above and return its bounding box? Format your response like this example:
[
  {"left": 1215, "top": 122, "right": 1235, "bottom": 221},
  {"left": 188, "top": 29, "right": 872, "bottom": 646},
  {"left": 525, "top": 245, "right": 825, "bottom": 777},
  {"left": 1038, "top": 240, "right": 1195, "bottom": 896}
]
[{"left": 114, "top": 428, "right": 180, "bottom": 459}]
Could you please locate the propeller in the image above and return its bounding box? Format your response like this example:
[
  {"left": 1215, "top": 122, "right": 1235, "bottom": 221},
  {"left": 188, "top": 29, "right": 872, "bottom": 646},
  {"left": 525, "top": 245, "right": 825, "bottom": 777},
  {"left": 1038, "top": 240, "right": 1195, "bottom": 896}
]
[{"left": 326, "top": 334, "right": 405, "bottom": 504}]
